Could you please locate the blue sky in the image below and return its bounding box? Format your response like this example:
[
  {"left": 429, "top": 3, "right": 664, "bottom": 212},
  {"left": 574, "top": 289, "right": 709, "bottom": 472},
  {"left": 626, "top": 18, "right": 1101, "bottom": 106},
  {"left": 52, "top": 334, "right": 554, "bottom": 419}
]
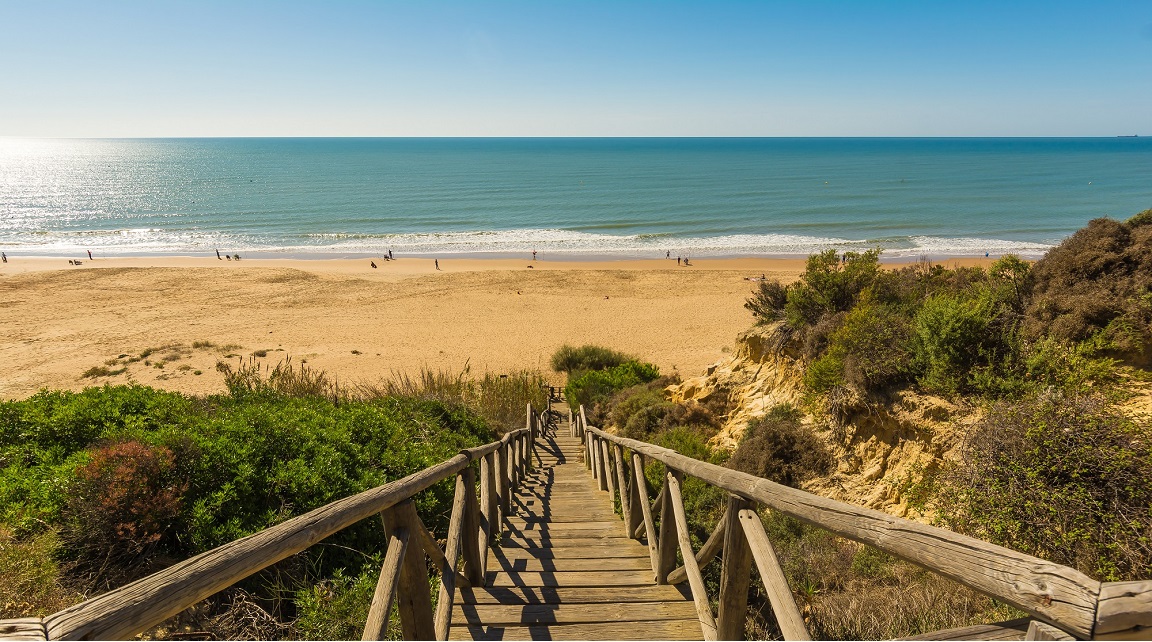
[{"left": 2, "top": 1, "right": 1150, "bottom": 136}]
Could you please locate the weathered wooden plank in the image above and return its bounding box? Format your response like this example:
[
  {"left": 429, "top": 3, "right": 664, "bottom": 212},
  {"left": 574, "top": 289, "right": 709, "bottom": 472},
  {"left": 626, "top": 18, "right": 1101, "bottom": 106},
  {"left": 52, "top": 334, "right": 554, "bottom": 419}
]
[
  {"left": 486, "top": 569, "right": 660, "bottom": 587},
  {"left": 739, "top": 508, "right": 810, "bottom": 641},
  {"left": 362, "top": 525, "right": 409, "bottom": 641},
  {"left": 585, "top": 425, "right": 1104, "bottom": 638},
  {"left": 626, "top": 450, "right": 644, "bottom": 540},
  {"left": 502, "top": 534, "right": 639, "bottom": 548},
  {"left": 480, "top": 452, "right": 496, "bottom": 578},
  {"left": 455, "top": 585, "right": 691, "bottom": 605},
  {"left": 1095, "top": 580, "right": 1152, "bottom": 640},
  {"left": 503, "top": 527, "right": 634, "bottom": 540},
  {"left": 667, "top": 469, "right": 718, "bottom": 640},
  {"left": 505, "top": 519, "right": 625, "bottom": 531},
  {"left": 448, "top": 619, "right": 704, "bottom": 641},
  {"left": 717, "top": 496, "right": 753, "bottom": 640},
  {"left": 452, "top": 601, "right": 698, "bottom": 625},
  {"left": 602, "top": 438, "right": 617, "bottom": 498},
  {"left": 484, "top": 556, "right": 653, "bottom": 573},
  {"left": 0, "top": 619, "right": 46, "bottom": 641},
  {"left": 898, "top": 618, "right": 1031, "bottom": 640},
  {"left": 495, "top": 542, "right": 652, "bottom": 559},
  {"left": 1025, "top": 620, "right": 1075, "bottom": 640}
]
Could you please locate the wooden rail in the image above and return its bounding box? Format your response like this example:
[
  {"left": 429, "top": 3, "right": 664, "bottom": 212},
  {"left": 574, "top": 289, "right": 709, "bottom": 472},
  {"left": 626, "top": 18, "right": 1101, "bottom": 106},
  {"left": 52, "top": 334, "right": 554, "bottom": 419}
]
[
  {"left": 573, "top": 409, "right": 1152, "bottom": 641},
  {"left": 2, "top": 404, "right": 549, "bottom": 641}
]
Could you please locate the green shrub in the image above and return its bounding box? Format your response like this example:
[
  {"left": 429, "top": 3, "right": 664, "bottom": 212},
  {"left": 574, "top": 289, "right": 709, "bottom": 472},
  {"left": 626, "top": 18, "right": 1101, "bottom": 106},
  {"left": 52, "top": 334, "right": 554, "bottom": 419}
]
[
  {"left": 785, "top": 249, "right": 882, "bottom": 328},
  {"left": 827, "top": 299, "right": 914, "bottom": 394},
  {"left": 935, "top": 393, "right": 1152, "bottom": 581},
  {"left": 911, "top": 293, "right": 993, "bottom": 393},
  {"left": 293, "top": 566, "right": 380, "bottom": 640},
  {"left": 549, "top": 344, "right": 631, "bottom": 376},
  {"left": 745, "top": 279, "right": 789, "bottom": 324},
  {"left": 564, "top": 360, "right": 660, "bottom": 414},
  {"left": 0, "top": 384, "right": 497, "bottom": 591}
]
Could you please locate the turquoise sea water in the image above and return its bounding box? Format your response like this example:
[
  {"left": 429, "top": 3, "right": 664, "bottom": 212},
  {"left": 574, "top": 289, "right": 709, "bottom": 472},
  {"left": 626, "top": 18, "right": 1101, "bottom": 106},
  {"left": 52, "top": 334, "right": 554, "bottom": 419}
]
[{"left": 1, "top": 138, "right": 1149, "bottom": 259}]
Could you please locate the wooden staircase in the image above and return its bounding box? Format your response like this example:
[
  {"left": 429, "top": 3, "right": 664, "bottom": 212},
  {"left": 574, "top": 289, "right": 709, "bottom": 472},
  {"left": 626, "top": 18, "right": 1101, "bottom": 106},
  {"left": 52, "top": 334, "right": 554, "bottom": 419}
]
[{"left": 450, "top": 430, "right": 701, "bottom": 640}]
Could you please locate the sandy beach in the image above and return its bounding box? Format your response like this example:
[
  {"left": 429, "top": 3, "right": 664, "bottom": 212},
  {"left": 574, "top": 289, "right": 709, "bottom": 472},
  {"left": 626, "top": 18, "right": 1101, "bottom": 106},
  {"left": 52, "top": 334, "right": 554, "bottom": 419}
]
[{"left": 0, "top": 255, "right": 994, "bottom": 400}]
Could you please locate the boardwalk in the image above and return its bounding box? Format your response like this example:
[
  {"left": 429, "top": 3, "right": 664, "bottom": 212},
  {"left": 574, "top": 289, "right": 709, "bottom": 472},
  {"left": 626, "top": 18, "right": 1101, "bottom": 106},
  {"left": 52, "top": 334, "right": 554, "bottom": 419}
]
[{"left": 450, "top": 431, "right": 702, "bottom": 640}]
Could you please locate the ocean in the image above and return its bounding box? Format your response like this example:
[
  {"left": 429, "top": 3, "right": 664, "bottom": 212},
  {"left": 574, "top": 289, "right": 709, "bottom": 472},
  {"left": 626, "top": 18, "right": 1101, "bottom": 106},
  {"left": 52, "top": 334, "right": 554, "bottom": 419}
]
[{"left": 1, "top": 137, "right": 1149, "bottom": 259}]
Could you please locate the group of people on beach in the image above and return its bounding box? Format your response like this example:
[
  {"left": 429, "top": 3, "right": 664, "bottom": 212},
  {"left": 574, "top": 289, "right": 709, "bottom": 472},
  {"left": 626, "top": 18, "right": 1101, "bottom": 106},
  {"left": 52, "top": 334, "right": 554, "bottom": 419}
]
[{"left": 369, "top": 250, "right": 396, "bottom": 269}]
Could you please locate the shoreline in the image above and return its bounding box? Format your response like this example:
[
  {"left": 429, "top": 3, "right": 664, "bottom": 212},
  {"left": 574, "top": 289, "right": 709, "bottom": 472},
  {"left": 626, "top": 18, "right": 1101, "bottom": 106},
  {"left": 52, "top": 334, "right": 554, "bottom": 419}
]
[{"left": 0, "top": 253, "right": 1002, "bottom": 277}]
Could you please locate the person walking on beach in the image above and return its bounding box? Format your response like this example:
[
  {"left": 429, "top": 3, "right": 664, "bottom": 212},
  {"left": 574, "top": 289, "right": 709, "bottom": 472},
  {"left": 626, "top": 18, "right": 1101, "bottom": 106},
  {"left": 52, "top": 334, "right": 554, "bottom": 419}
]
[
  {"left": 216, "top": 249, "right": 222, "bottom": 260},
  {"left": 87, "top": 250, "right": 92, "bottom": 260},
  {"left": 532, "top": 249, "right": 537, "bottom": 261},
  {"left": 388, "top": 249, "right": 394, "bottom": 260},
  {"left": 677, "top": 256, "right": 681, "bottom": 266},
  {"left": 435, "top": 259, "right": 440, "bottom": 271},
  {"left": 1, "top": 252, "right": 6, "bottom": 263}
]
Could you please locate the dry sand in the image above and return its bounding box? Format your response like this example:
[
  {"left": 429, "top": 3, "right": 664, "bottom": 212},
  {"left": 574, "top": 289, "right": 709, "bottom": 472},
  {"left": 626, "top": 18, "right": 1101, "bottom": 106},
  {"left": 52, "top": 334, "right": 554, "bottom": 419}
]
[{"left": 0, "top": 254, "right": 994, "bottom": 400}]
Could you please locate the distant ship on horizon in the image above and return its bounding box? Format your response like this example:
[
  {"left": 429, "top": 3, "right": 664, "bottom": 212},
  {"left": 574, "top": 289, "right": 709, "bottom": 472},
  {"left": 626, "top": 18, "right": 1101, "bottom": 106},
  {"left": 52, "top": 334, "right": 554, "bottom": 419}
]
[{"left": 1117, "top": 134, "right": 1139, "bottom": 138}]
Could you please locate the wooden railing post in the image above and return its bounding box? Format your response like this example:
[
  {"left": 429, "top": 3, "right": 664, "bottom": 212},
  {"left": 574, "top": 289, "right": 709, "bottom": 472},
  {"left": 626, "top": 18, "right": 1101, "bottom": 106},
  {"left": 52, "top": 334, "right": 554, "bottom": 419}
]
[
  {"left": 667, "top": 469, "right": 719, "bottom": 640},
  {"left": 626, "top": 450, "right": 644, "bottom": 540},
  {"left": 495, "top": 441, "right": 509, "bottom": 523},
  {"left": 479, "top": 451, "right": 497, "bottom": 575},
  {"left": 614, "top": 444, "right": 632, "bottom": 536},
  {"left": 602, "top": 438, "right": 617, "bottom": 498},
  {"left": 596, "top": 436, "right": 610, "bottom": 492},
  {"left": 387, "top": 501, "right": 436, "bottom": 641},
  {"left": 634, "top": 452, "right": 660, "bottom": 573},
  {"left": 656, "top": 475, "right": 677, "bottom": 584},
  {"left": 739, "top": 509, "right": 810, "bottom": 641},
  {"left": 717, "top": 496, "right": 754, "bottom": 640},
  {"left": 433, "top": 470, "right": 472, "bottom": 640},
  {"left": 363, "top": 517, "right": 410, "bottom": 641},
  {"left": 460, "top": 465, "right": 484, "bottom": 587}
]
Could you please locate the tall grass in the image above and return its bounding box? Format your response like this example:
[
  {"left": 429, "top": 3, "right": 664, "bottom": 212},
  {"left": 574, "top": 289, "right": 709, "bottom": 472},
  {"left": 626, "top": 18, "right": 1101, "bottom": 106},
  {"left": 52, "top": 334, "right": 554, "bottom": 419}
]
[
  {"left": 356, "top": 367, "right": 549, "bottom": 434},
  {"left": 215, "top": 358, "right": 549, "bottom": 435}
]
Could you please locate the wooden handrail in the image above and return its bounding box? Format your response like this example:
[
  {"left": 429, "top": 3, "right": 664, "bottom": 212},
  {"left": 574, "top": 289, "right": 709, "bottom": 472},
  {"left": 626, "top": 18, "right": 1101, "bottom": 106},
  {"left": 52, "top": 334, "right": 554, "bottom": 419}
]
[
  {"left": 576, "top": 414, "right": 1152, "bottom": 640},
  {"left": 23, "top": 408, "right": 540, "bottom": 641}
]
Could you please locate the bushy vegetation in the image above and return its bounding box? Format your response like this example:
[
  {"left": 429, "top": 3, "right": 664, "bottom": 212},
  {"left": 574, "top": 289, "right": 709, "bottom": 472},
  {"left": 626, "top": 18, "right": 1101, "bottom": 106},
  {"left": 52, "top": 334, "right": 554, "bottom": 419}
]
[
  {"left": 727, "top": 405, "right": 832, "bottom": 487},
  {"left": 744, "top": 209, "right": 1152, "bottom": 587},
  {"left": 1023, "top": 211, "right": 1152, "bottom": 363},
  {"left": 552, "top": 345, "right": 663, "bottom": 422},
  {"left": 549, "top": 343, "right": 631, "bottom": 376},
  {"left": 0, "top": 360, "right": 546, "bottom": 636},
  {"left": 932, "top": 393, "right": 1152, "bottom": 581}
]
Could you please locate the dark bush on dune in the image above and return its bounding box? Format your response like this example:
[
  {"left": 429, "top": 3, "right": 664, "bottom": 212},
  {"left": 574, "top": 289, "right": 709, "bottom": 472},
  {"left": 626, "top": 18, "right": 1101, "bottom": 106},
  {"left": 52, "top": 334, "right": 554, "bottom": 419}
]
[
  {"left": 1024, "top": 212, "right": 1152, "bottom": 363},
  {"left": 549, "top": 344, "right": 631, "bottom": 376},
  {"left": 727, "top": 405, "right": 832, "bottom": 487}
]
